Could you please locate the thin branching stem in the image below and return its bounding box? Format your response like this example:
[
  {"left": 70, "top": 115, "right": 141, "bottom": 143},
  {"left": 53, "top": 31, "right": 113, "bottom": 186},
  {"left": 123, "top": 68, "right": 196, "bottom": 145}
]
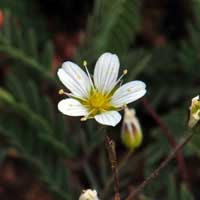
[
  {"left": 125, "top": 129, "right": 197, "bottom": 200},
  {"left": 142, "top": 98, "right": 190, "bottom": 189}
]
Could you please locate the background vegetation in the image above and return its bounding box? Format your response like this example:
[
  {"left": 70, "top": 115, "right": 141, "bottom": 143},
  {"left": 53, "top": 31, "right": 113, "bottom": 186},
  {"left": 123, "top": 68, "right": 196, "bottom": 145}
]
[{"left": 0, "top": 0, "right": 199, "bottom": 199}]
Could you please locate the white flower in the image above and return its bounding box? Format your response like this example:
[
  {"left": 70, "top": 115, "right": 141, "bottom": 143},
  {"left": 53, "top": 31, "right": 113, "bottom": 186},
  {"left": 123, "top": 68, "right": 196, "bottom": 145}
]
[
  {"left": 79, "top": 189, "right": 99, "bottom": 200},
  {"left": 57, "top": 52, "right": 146, "bottom": 127},
  {"left": 121, "top": 108, "right": 143, "bottom": 150},
  {"left": 188, "top": 95, "right": 200, "bottom": 128}
]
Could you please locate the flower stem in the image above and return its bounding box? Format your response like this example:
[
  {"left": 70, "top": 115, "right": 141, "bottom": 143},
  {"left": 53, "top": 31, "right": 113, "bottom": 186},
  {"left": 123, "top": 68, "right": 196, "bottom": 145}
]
[
  {"left": 105, "top": 135, "right": 120, "bottom": 200},
  {"left": 102, "top": 150, "right": 133, "bottom": 198},
  {"left": 125, "top": 129, "right": 197, "bottom": 200},
  {"left": 142, "top": 98, "right": 190, "bottom": 189}
]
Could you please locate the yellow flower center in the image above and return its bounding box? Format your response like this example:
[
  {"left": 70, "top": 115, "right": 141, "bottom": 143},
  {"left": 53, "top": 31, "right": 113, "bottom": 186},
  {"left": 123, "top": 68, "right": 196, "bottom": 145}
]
[{"left": 83, "top": 89, "right": 114, "bottom": 117}]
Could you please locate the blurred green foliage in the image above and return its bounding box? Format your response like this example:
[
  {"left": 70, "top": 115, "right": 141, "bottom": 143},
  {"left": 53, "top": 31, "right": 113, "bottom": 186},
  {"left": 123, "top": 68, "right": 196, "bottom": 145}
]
[{"left": 0, "top": 0, "right": 199, "bottom": 200}]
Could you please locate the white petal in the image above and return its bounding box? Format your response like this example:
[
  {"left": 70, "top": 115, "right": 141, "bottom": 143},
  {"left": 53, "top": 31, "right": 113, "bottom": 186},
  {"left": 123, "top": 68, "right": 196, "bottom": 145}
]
[
  {"left": 111, "top": 81, "right": 146, "bottom": 107},
  {"left": 58, "top": 98, "right": 88, "bottom": 116},
  {"left": 94, "top": 111, "right": 121, "bottom": 126},
  {"left": 94, "top": 53, "right": 119, "bottom": 94},
  {"left": 57, "top": 61, "right": 91, "bottom": 98}
]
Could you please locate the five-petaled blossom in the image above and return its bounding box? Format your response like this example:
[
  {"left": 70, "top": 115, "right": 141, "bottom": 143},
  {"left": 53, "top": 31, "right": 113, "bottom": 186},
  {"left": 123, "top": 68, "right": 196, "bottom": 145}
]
[
  {"left": 79, "top": 189, "right": 99, "bottom": 200},
  {"left": 57, "top": 52, "right": 146, "bottom": 126}
]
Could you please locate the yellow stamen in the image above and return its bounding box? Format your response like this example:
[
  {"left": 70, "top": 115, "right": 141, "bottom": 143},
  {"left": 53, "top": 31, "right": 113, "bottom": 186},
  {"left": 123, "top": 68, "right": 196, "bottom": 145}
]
[
  {"left": 59, "top": 89, "right": 64, "bottom": 95},
  {"left": 83, "top": 60, "right": 87, "bottom": 67},
  {"left": 83, "top": 60, "right": 95, "bottom": 89},
  {"left": 110, "top": 69, "right": 128, "bottom": 91},
  {"left": 123, "top": 104, "right": 127, "bottom": 108},
  {"left": 123, "top": 69, "right": 128, "bottom": 74},
  {"left": 82, "top": 89, "right": 113, "bottom": 117},
  {"left": 80, "top": 117, "right": 87, "bottom": 121}
]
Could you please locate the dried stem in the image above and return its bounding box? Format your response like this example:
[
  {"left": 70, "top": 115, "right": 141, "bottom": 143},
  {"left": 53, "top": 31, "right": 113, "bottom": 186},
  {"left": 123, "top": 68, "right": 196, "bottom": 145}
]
[
  {"left": 105, "top": 135, "right": 120, "bottom": 200},
  {"left": 142, "top": 98, "right": 190, "bottom": 189},
  {"left": 125, "top": 128, "right": 196, "bottom": 200},
  {"left": 102, "top": 150, "right": 133, "bottom": 197}
]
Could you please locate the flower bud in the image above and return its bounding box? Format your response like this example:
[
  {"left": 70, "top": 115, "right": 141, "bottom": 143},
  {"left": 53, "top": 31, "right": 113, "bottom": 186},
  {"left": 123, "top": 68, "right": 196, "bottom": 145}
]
[
  {"left": 79, "top": 189, "right": 99, "bottom": 200},
  {"left": 121, "top": 108, "right": 142, "bottom": 150},
  {"left": 188, "top": 95, "right": 200, "bottom": 128}
]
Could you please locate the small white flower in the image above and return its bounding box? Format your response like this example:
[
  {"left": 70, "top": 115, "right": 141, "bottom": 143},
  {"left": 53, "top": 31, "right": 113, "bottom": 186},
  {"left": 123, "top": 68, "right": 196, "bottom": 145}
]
[
  {"left": 188, "top": 95, "right": 200, "bottom": 128},
  {"left": 121, "top": 108, "right": 143, "bottom": 150},
  {"left": 57, "top": 52, "right": 146, "bottom": 126},
  {"left": 79, "top": 189, "right": 99, "bottom": 200}
]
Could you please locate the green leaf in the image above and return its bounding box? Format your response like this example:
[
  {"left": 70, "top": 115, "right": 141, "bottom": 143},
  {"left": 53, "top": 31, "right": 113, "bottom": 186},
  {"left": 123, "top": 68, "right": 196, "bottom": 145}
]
[
  {"left": 2, "top": 9, "right": 11, "bottom": 45},
  {"left": 6, "top": 74, "right": 28, "bottom": 104},
  {"left": 41, "top": 41, "right": 54, "bottom": 70},
  {"left": 27, "top": 29, "right": 38, "bottom": 59},
  {"left": 25, "top": 81, "right": 41, "bottom": 113},
  {"left": 0, "top": 87, "right": 15, "bottom": 104}
]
